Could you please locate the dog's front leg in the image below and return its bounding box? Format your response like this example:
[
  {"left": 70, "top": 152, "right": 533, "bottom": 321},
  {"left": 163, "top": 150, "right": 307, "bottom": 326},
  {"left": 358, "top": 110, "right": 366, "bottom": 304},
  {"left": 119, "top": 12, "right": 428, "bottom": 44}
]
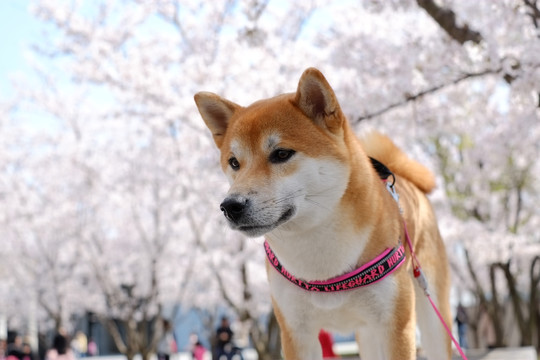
[
  {"left": 356, "top": 322, "right": 416, "bottom": 360},
  {"left": 355, "top": 278, "right": 417, "bottom": 360},
  {"left": 280, "top": 326, "right": 322, "bottom": 360},
  {"left": 272, "top": 298, "right": 323, "bottom": 360}
]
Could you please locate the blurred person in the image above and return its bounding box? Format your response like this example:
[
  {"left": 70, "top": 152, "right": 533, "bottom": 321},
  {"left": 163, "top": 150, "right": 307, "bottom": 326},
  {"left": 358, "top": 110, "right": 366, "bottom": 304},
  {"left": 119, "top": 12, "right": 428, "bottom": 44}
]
[
  {"left": 455, "top": 303, "right": 468, "bottom": 349},
  {"left": 192, "top": 341, "right": 206, "bottom": 360},
  {"left": 215, "top": 317, "right": 232, "bottom": 360},
  {"left": 70, "top": 332, "right": 87, "bottom": 358},
  {"left": 214, "top": 317, "right": 242, "bottom": 360},
  {"left": 46, "top": 332, "right": 75, "bottom": 360},
  {"left": 7, "top": 335, "right": 24, "bottom": 360},
  {"left": 157, "top": 320, "right": 175, "bottom": 360},
  {"left": 21, "top": 342, "right": 35, "bottom": 360},
  {"left": 188, "top": 333, "right": 200, "bottom": 359},
  {"left": 1, "top": 339, "right": 7, "bottom": 360},
  {"left": 318, "top": 330, "right": 340, "bottom": 359},
  {"left": 86, "top": 339, "right": 98, "bottom": 358}
]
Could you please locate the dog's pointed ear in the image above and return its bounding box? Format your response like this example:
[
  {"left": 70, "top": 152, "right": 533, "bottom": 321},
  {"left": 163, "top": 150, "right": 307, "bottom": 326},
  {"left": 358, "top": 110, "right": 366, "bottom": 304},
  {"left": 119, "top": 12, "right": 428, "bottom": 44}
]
[
  {"left": 194, "top": 92, "right": 242, "bottom": 148},
  {"left": 293, "top": 68, "right": 343, "bottom": 133}
]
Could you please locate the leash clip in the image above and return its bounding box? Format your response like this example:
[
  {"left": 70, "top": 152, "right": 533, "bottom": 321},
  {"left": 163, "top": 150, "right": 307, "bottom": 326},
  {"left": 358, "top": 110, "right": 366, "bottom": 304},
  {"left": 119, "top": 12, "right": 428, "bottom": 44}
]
[
  {"left": 385, "top": 176, "right": 402, "bottom": 213},
  {"left": 414, "top": 266, "right": 430, "bottom": 296}
]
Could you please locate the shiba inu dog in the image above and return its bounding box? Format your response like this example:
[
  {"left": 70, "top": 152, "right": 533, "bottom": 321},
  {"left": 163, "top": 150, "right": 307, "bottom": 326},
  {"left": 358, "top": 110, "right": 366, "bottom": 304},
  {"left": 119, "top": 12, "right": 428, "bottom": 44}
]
[{"left": 194, "top": 68, "right": 452, "bottom": 360}]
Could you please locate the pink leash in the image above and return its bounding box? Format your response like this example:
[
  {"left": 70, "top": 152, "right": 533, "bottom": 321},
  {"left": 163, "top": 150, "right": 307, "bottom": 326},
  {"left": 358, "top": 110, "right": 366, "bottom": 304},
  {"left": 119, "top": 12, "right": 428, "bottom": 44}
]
[
  {"left": 403, "top": 221, "right": 469, "bottom": 360},
  {"left": 384, "top": 178, "right": 468, "bottom": 360}
]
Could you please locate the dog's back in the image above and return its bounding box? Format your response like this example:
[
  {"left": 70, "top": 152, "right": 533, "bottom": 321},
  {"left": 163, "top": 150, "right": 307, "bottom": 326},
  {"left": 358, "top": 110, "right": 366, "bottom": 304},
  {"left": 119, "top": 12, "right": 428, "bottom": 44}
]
[
  {"left": 361, "top": 131, "right": 452, "bottom": 357},
  {"left": 360, "top": 131, "right": 435, "bottom": 194}
]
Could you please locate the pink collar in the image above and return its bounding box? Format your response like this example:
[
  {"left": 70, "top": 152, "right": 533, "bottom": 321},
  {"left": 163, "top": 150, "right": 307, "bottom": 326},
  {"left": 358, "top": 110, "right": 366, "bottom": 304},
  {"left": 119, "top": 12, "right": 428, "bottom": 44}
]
[
  {"left": 264, "top": 158, "right": 408, "bottom": 293},
  {"left": 264, "top": 241, "right": 405, "bottom": 292}
]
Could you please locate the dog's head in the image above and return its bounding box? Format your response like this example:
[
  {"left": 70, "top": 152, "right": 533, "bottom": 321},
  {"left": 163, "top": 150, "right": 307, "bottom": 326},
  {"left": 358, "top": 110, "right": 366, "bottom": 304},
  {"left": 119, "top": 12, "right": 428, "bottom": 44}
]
[{"left": 194, "top": 68, "right": 353, "bottom": 237}]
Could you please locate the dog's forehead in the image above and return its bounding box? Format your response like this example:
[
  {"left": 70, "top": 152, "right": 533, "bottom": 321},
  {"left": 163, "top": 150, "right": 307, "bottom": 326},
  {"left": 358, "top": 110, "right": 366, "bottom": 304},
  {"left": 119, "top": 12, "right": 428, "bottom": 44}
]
[
  {"left": 222, "top": 93, "right": 345, "bottom": 161},
  {"left": 264, "top": 132, "right": 281, "bottom": 150},
  {"left": 229, "top": 128, "right": 281, "bottom": 155},
  {"left": 226, "top": 97, "right": 295, "bottom": 151},
  {"left": 229, "top": 132, "right": 280, "bottom": 162}
]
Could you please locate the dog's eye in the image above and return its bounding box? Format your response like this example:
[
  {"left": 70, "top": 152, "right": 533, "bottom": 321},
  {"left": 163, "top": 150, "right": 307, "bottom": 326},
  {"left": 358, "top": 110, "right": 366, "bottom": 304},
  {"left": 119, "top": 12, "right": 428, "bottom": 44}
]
[
  {"left": 270, "top": 149, "right": 296, "bottom": 164},
  {"left": 228, "top": 157, "right": 240, "bottom": 170}
]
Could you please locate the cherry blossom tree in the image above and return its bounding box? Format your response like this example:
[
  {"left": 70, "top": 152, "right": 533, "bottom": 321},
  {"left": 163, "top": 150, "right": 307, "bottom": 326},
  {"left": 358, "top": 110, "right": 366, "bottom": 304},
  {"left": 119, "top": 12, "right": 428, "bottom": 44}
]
[{"left": 1, "top": 0, "right": 539, "bottom": 356}]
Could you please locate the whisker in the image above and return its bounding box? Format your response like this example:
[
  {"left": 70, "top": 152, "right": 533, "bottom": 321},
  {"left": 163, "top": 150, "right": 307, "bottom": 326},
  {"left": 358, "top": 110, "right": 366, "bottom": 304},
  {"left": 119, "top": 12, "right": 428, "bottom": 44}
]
[
  {"left": 256, "top": 191, "right": 303, "bottom": 214},
  {"left": 260, "top": 189, "right": 304, "bottom": 206},
  {"left": 305, "top": 197, "right": 332, "bottom": 212}
]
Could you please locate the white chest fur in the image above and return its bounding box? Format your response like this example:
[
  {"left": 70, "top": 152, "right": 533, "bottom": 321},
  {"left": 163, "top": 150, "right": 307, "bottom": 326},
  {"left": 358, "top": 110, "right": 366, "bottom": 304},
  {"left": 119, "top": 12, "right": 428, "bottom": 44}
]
[
  {"left": 264, "top": 209, "right": 397, "bottom": 334},
  {"left": 268, "top": 266, "right": 399, "bottom": 334},
  {"left": 266, "top": 215, "right": 373, "bottom": 282}
]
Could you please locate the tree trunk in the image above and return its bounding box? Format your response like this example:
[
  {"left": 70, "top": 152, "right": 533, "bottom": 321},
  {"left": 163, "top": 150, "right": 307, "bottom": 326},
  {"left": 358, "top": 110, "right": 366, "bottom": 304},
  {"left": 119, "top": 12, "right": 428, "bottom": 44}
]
[
  {"left": 100, "top": 317, "right": 129, "bottom": 354},
  {"left": 530, "top": 256, "right": 540, "bottom": 349},
  {"left": 98, "top": 316, "right": 156, "bottom": 360},
  {"left": 463, "top": 248, "right": 492, "bottom": 348},
  {"left": 251, "top": 310, "right": 281, "bottom": 360},
  {"left": 141, "top": 350, "right": 152, "bottom": 360},
  {"left": 125, "top": 350, "right": 136, "bottom": 360},
  {"left": 463, "top": 249, "right": 482, "bottom": 347},
  {"left": 467, "top": 302, "right": 483, "bottom": 348},
  {"left": 489, "top": 264, "right": 506, "bottom": 347},
  {"left": 495, "top": 261, "right": 531, "bottom": 346}
]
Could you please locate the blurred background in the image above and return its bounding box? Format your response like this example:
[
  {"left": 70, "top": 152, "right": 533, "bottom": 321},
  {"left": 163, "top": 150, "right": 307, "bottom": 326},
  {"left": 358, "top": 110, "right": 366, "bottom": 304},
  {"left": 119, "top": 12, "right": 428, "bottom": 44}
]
[{"left": 0, "top": 1, "right": 538, "bottom": 359}]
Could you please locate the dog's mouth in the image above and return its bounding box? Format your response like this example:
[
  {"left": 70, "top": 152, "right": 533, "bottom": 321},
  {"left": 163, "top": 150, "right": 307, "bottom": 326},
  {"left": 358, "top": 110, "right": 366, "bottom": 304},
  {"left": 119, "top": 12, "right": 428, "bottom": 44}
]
[{"left": 237, "top": 207, "right": 295, "bottom": 237}]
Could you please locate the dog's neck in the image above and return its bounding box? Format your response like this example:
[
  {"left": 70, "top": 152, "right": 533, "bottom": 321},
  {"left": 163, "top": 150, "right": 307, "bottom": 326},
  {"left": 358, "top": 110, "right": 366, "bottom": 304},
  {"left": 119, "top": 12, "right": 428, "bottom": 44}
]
[
  {"left": 265, "top": 127, "right": 402, "bottom": 282},
  {"left": 266, "top": 216, "right": 373, "bottom": 281}
]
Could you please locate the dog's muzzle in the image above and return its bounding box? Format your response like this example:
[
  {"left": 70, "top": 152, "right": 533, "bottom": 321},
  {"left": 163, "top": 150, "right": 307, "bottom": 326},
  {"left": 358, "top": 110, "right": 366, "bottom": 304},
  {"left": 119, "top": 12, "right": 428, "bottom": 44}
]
[{"left": 220, "top": 194, "right": 295, "bottom": 237}]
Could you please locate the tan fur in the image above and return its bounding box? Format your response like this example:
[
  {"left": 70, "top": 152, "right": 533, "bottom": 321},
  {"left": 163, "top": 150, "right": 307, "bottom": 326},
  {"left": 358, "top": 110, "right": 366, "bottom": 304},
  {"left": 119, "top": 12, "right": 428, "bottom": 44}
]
[
  {"left": 195, "top": 68, "right": 452, "bottom": 360},
  {"left": 359, "top": 131, "right": 436, "bottom": 193}
]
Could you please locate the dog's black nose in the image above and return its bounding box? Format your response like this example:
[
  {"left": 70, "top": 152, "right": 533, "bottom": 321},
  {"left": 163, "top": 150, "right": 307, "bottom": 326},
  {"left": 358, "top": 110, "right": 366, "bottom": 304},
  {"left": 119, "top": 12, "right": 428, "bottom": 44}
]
[{"left": 220, "top": 197, "right": 248, "bottom": 223}]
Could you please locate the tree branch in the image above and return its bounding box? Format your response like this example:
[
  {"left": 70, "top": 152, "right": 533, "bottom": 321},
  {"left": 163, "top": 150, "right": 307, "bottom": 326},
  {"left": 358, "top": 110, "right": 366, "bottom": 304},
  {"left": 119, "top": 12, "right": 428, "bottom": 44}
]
[
  {"left": 356, "top": 67, "right": 502, "bottom": 122},
  {"left": 416, "top": 0, "right": 483, "bottom": 44},
  {"left": 523, "top": 0, "right": 540, "bottom": 36}
]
